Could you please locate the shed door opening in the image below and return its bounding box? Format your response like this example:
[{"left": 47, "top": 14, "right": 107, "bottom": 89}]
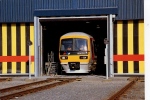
[
  {"left": 34, "top": 8, "right": 117, "bottom": 77},
  {"left": 41, "top": 20, "right": 107, "bottom": 75}
]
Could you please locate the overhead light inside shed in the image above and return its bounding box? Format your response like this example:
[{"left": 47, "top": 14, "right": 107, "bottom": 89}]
[{"left": 96, "top": 25, "right": 100, "bottom": 28}]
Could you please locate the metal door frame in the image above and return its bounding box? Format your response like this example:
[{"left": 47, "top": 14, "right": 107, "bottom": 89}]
[{"left": 34, "top": 15, "right": 115, "bottom": 77}]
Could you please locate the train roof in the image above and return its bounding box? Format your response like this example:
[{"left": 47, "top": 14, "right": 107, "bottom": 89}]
[{"left": 61, "top": 32, "right": 93, "bottom": 38}]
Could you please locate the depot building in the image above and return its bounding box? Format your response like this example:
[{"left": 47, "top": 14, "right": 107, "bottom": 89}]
[{"left": 0, "top": 0, "right": 144, "bottom": 77}]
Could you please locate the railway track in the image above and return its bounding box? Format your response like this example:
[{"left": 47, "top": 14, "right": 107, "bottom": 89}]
[
  {"left": 0, "top": 78, "right": 81, "bottom": 100},
  {"left": 107, "top": 77, "right": 144, "bottom": 100},
  {"left": 0, "top": 78, "right": 12, "bottom": 82}
]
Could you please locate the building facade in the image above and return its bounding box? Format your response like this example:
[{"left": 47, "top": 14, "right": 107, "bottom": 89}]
[{"left": 0, "top": 0, "right": 144, "bottom": 76}]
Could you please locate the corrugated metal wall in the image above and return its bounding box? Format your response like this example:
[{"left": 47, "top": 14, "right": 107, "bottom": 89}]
[
  {"left": 77, "top": 0, "right": 117, "bottom": 8},
  {"left": 0, "top": 0, "right": 144, "bottom": 22},
  {"left": 0, "top": 23, "right": 34, "bottom": 74},
  {"left": 0, "top": 0, "right": 34, "bottom": 22},
  {"left": 0, "top": 0, "right": 144, "bottom": 75},
  {"left": 113, "top": 20, "right": 144, "bottom": 74},
  {"left": 34, "top": 0, "right": 74, "bottom": 9},
  {"left": 76, "top": 0, "right": 144, "bottom": 20},
  {"left": 116, "top": 0, "right": 144, "bottom": 20},
  {"left": 0, "top": 20, "right": 144, "bottom": 75}
]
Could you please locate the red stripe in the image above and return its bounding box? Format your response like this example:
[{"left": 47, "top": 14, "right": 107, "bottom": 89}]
[
  {"left": 0, "top": 55, "right": 144, "bottom": 62},
  {"left": 0, "top": 56, "right": 34, "bottom": 62},
  {"left": 113, "top": 55, "right": 144, "bottom": 61}
]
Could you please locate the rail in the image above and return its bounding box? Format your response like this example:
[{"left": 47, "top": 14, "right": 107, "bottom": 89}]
[
  {"left": 0, "top": 78, "right": 12, "bottom": 82},
  {"left": 107, "top": 77, "right": 139, "bottom": 100},
  {"left": 0, "top": 78, "right": 81, "bottom": 100}
]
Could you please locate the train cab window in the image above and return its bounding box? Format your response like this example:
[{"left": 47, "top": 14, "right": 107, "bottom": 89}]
[
  {"left": 60, "top": 38, "right": 87, "bottom": 51},
  {"left": 67, "top": 45, "right": 72, "bottom": 51},
  {"left": 61, "top": 39, "right": 73, "bottom": 51},
  {"left": 74, "top": 39, "right": 87, "bottom": 51}
]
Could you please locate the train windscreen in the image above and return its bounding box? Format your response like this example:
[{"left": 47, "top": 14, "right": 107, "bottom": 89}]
[{"left": 60, "top": 38, "right": 87, "bottom": 51}]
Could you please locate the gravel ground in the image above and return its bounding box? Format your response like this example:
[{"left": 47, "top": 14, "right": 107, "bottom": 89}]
[
  {"left": 2, "top": 75, "right": 131, "bottom": 100},
  {"left": 0, "top": 77, "right": 47, "bottom": 89},
  {"left": 2, "top": 76, "right": 144, "bottom": 100}
]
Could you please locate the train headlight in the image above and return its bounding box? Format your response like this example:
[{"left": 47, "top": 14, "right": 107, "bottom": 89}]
[
  {"left": 61, "top": 56, "right": 68, "bottom": 60},
  {"left": 79, "top": 56, "right": 88, "bottom": 59}
]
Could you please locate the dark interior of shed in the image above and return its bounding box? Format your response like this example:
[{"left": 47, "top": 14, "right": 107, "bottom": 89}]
[{"left": 41, "top": 20, "right": 107, "bottom": 75}]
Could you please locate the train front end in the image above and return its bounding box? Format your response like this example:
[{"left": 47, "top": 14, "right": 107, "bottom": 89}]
[{"left": 59, "top": 36, "right": 91, "bottom": 73}]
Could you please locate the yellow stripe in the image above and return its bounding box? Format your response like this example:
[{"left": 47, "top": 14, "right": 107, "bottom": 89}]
[
  {"left": 11, "top": 24, "right": 16, "bottom": 74},
  {"left": 118, "top": 61, "right": 123, "bottom": 73},
  {"left": 30, "top": 23, "right": 34, "bottom": 74},
  {"left": 128, "top": 61, "right": 134, "bottom": 73},
  {"left": 128, "top": 20, "right": 133, "bottom": 54},
  {"left": 138, "top": 20, "right": 144, "bottom": 74},
  {"left": 21, "top": 23, "right": 26, "bottom": 73},
  {"left": 139, "top": 61, "right": 144, "bottom": 74},
  {"left": 31, "top": 62, "right": 34, "bottom": 74},
  {"left": 138, "top": 20, "right": 144, "bottom": 54},
  {"left": 2, "top": 62, "right": 7, "bottom": 74},
  {"left": 11, "top": 24, "right": 16, "bottom": 55},
  {"left": 12, "top": 62, "right": 16, "bottom": 74},
  {"left": 117, "top": 21, "right": 123, "bottom": 54},
  {"left": 2, "top": 24, "right": 7, "bottom": 74},
  {"left": 128, "top": 21, "right": 134, "bottom": 73},
  {"left": 2, "top": 24, "right": 7, "bottom": 56},
  {"left": 117, "top": 21, "right": 123, "bottom": 73}
]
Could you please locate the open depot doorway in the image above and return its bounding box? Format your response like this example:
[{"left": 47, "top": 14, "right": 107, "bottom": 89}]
[
  {"left": 34, "top": 15, "right": 115, "bottom": 77},
  {"left": 40, "top": 19, "right": 107, "bottom": 75},
  {"left": 34, "top": 8, "right": 117, "bottom": 77}
]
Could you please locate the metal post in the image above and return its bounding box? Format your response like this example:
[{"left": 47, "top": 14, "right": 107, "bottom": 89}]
[
  {"left": 106, "top": 15, "right": 109, "bottom": 79},
  {"left": 105, "top": 44, "right": 108, "bottom": 79},
  {"left": 29, "top": 45, "right": 31, "bottom": 79},
  {"left": 107, "top": 14, "right": 114, "bottom": 78},
  {"left": 28, "top": 40, "right": 32, "bottom": 79},
  {"left": 38, "top": 21, "right": 42, "bottom": 76},
  {"left": 34, "top": 16, "right": 39, "bottom": 77},
  {"left": 108, "top": 14, "right": 114, "bottom": 77}
]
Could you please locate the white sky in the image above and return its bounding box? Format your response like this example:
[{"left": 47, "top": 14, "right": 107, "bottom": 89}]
[{"left": 144, "top": 0, "right": 150, "bottom": 100}]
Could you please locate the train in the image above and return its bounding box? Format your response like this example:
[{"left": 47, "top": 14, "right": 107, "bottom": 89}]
[{"left": 59, "top": 32, "right": 97, "bottom": 73}]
